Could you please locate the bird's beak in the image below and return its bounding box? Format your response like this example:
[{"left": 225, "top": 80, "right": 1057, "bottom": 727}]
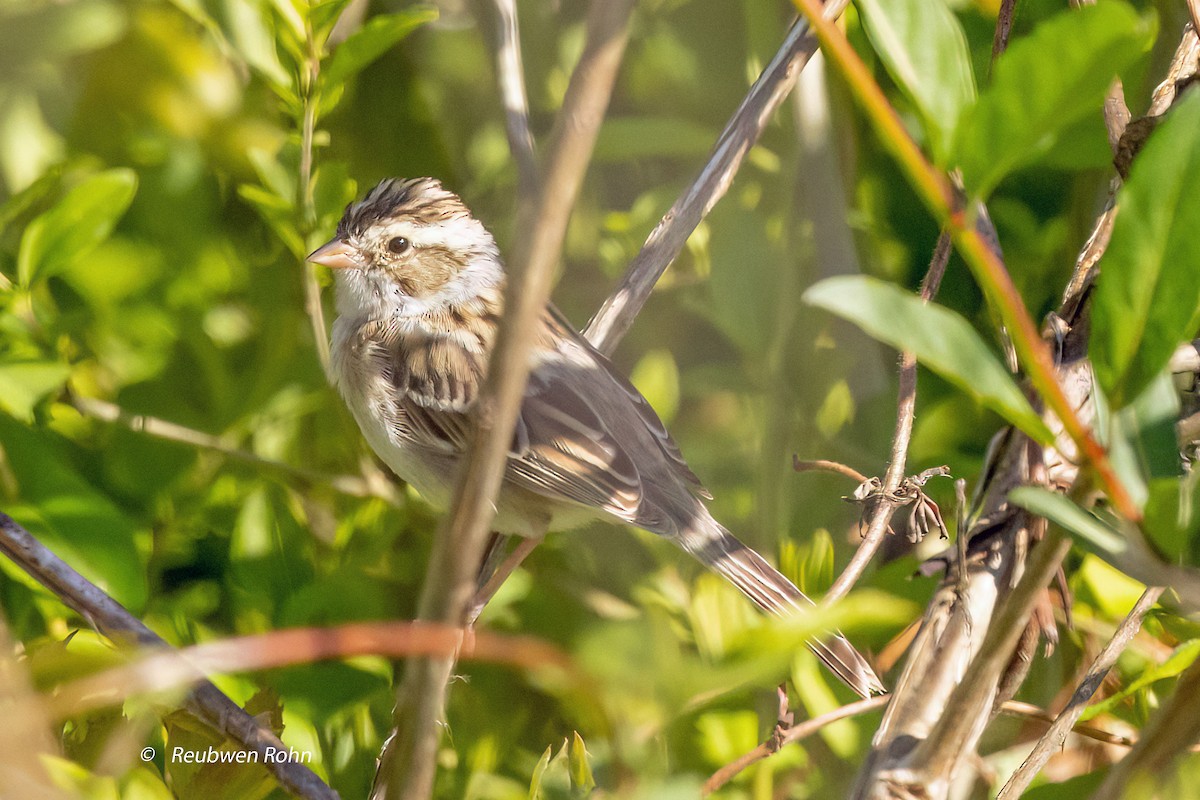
[{"left": 307, "top": 238, "right": 362, "bottom": 270}]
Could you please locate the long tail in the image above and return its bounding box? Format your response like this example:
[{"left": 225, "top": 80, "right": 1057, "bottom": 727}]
[{"left": 679, "top": 519, "right": 886, "bottom": 698}]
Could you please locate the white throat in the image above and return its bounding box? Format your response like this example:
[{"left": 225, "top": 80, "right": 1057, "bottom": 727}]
[{"left": 333, "top": 249, "right": 504, "bottom": 324}]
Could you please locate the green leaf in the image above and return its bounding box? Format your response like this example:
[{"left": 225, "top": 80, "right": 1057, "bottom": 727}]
[
  {"left": 1009, "top": 486, "right": 1127, "bottom": 556},
  {"left": 323, "top": 7, "right": 437, "bottom": 87},
  {"left": 308, "top": 0, "right": 355, "bottom": 36},
  {"left": 567, "top": 732, "right": 595, "bottom": 794},
  {"left": 953, "top": 3, "right": 1154, "bottom": 199},
  {"left": 16, "top": 169, "right": 137, "bottom": 286},
  {"left": 0, "top": 164, "right": 61, "bottom": 234},
  {"left": 1091, "top": 90, "right": 1200, "bottom": 406},
  {"left": 528, "top": 745, "right": 554, "bottom": 800},
  {"left": 781, "top": 528, "right": 834, "bottom": 597},
  {"left": 803, "top": 275, "right": 1052, "bottom": 443},
  {"left": 0, "top": 360, "right": 70, "bottom": 421},
  {"left": 0, "top": 414, "right": 148, "bottom": 610},
  {"left": 1079, "top": 638, "right": 1200, "bottom": 722},
  {"left": 1142, "top": 477, "right": 1200, "bottom": 564},
  {"left": 856, "top": 0, "right": 976, "bottom": 163}
]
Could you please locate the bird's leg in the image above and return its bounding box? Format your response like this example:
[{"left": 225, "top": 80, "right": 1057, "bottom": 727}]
[
  {"left": 475, "top": 532, "right": 510, "bottom": 594},
  {"left": 466, "top": 534, "right": 544, "bottom": 626}
]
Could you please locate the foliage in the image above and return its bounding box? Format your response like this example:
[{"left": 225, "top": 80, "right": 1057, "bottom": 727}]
[{"left": 0, "top": 0, "right": 1198, "bottom": 798}]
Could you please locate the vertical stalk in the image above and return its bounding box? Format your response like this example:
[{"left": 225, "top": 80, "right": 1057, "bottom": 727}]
[{"left": 299, "top": 13, "right": 331, "bottom": 373}]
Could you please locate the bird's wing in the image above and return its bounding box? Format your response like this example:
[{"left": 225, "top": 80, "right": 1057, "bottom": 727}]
[{"left": 389, "top": 307, "right": 706, "bottom": 529}]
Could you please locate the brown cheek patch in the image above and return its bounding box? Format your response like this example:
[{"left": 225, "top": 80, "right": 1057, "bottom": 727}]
[{"left": 390, "top": 244, "right": 465, "bottom": 298}]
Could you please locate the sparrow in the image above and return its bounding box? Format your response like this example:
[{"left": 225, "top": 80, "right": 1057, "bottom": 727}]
[{"left": 308, "top": 177, "right": 885, "bottom": 698}]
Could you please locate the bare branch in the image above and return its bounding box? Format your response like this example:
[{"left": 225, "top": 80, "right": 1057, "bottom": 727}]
[
  {"left": 0, "top": 511, "right": 339, "bottom": 800},
  {"left": 701, "top": 680, "right": 1164, "bottom": 795},
  {"left": 71, "top": 396, "right": 403, "bottom": 507},
  {"left": 470, "top": 0, "right": 537, "bottom": 197},
  {"left": 997, "top": 586, "right": 1164, "bottom": 799},
  {"left": 50, "top": 621, "right": 575, "bottom": 720},
  {"left": 376, "top": 3, "right": 636, "bottom": 798},
  {"left": 823, "top": 231, "right": 951, "bottom": 603},
  {"left": 989, "top": 0, "right": 1018, "bottom": 68},
  {"left": 1092, "top": 653, "right": 1200, "bottom": 800},
  {"left": 703, "top": 696, "right": 890, "bottom": 795},
  {"left": 792, "top": 457, "right": 869, "bottom": 484},
  {"left": 299, "top": 23, "right": 330, "bottom": 374},
  {"left": 583, "top": 3, "right": 851, "bottom": 355},
  {"left": 488, "top": 0, "right": 538, "bottom": 200}
]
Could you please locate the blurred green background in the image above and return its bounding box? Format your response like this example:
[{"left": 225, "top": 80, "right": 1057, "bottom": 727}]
[{"left": 0, "top": 0, "right": 1192, "bottom": 797}]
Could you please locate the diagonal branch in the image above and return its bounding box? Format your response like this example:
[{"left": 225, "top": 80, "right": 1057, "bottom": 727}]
[
  {"left": 49, "top": 621, "right": 576, "bottom": 721},
  {"left": 583, "top": 4, "right": 850, "bottom": 355},
  {"left": 997, "top": 586, "right": 1164, "bottom": 799},
  {"left": 71, "top": 396, "right": 403, "bottom": 506},
  {"left": 1092, "top": 652, "right": 1200, "bottom": 800},
  {"left": 376, "top": 3, "right": 636, "bottom": 798},
  {"left": 477, "top": 0, "right": 538, "bottom": 200},
  {"left": 703, "top": 695, "right": 890, "bottom": 795},
  {"left": 823, "top": 232, "right": 951, "bottom": 603},
  {"left": 0, "top": 512, "right": 339, "bottom": 800}
]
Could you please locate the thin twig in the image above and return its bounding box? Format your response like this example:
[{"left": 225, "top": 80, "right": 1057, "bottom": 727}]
[
  {"left": 703, "top": 695, "right": 890, "bottom": 795},
  {"left": 1092, "top": 652, "right": 1200, "bottom": 800},
  {"left": 989, "top": 0, "right": 1018, "bottom": 70},
  {"left": 823, "top": 232, "right": 951, "bottom": 603},
  {"left": 376, "top": 3, "right": 636, "bottom": 798},
  {"left": 0, "top": 512, "right": 338, "bottom": 800},
  {"left": 997, "top": 701, "right": 1141, "bottom": 748},
  {"left": 487, "top": 0, "right": 538, "bottom": 201},
  {"left": 71, "top": 396, "right": 403, "bottom": 506},
  {"left": 792, "top": 457, "right": 868, "bottom": 484},
  {"left": 299, "top": 18, "right": 331, "bottom": 374},
  {"left": 997, "top": 586, "right": 1164, "bottom": 799},
  {"left": 49, "top": 620, "right": 576, "bottom": 720},
  {"left": 583, "top": 4, "right": 851, "bottom": 355},
  {"left": 701, "top": 685, "right": 1164, "bottom": 795}
]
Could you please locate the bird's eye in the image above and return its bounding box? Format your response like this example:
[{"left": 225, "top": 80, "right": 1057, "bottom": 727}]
[{"left": 387, "top": 236, "right": 411, "bottom": 255}]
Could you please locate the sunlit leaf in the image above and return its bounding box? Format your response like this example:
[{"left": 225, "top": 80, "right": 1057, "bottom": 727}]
[
  {"left": 17, "top": 169, "right": 137, "bottom": 285},
  {"left": 953, "top": 3, "right": 1154, "bottom": 198},
  {"left": 308, "top": 0, "right": 355, "bottom": 36},
  {"left": 0, "top": 360, "right": 70, "bottom": 421},
  {"left": 0, "top": 414, "right": 148, "bottom": 609},
  {"left": 528, "top": 744, "right": 556, "bottom": 800},
  {"left": 1009, "top": 487, "right": 1127, "bottom": 556},
  {"left": 1091, "top": 90, "right": 1200, "bottom": 406},
  {"left": 568, "top": 732, "right": 596, "bottom": 793},
  {"left": 1142, "top": 477, "right": 1200, "bottom": 563},
  {"left": 803, "top": 276, "right": 1052, "bottom": 443},
  {"left": 856, "top": 0, "right": 976, "bottom": 162},
  {"left": 1080, "top": 638, "right": 1200, "bottom": 721},
  {"left": 324, "top": 7, "right": 437, "bottom": 87}
]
